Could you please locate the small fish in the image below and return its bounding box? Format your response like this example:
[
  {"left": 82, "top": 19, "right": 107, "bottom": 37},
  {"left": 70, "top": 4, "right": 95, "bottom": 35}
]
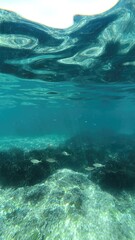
[
  {"left": 47, "top": 143, "right": 53, "bottom": 148},
  {"left": 84, "top": 167, "right": 95, "bottom": 171},
  {"left": 93, "top": 163, "right": 105, "bottom": 168},
  {"left": 46, "top": 158, "right": 57, "bottom": 163},
  {"left": 61, "top": 151, "right": 71, "bottom": 156},
  {"left": 30, "top": 159, "right": 42, "bottom": 165}
]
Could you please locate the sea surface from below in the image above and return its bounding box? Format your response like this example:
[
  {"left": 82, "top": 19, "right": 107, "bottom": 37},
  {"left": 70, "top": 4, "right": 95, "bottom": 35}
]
[{"left": 0, "top": 0, "right": 135, "bottom": 239}]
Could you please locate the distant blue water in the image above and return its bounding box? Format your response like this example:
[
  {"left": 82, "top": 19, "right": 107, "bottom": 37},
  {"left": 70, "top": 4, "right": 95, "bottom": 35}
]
[
  {"left": 0, "top": 0, "right": 135, "bottom": 141},
  {"left": 1, "top": 3, "right": 135, "bottom": 239}
]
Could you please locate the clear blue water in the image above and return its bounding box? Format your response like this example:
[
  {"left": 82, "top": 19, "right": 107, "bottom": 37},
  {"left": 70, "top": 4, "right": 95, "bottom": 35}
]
[
  {"left": 1, "top": 0, "right": 135, "bottom": 187},
  {"left": 0, "top": 0, "right": 135, "bottom": 142},
  {"left": 1, "top": 1, "right": 135, "bottom": 239}
]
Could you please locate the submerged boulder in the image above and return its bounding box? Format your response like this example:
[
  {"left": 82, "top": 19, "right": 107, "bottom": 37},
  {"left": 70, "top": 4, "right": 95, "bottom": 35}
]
[{"left": 0, "top": 169, "right": 135, "bottom": 240}]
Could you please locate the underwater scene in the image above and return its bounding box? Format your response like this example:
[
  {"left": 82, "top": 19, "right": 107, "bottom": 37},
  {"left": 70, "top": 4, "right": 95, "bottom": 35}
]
[{"left": 1, "top": 0, "right": 135, "bottom": 239}]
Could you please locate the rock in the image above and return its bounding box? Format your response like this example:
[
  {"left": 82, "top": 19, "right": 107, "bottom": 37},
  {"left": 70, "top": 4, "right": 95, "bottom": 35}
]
[{"left": 1, "top": 169, "right": 135, "bottom": 240}]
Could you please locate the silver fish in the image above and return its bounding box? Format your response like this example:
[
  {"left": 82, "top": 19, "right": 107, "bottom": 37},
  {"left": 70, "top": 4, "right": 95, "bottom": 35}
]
[
  {"left": 61, "top": 151, "right": 71, "bottom": 156},
  {"left": 93, "top": 163, "right": 105, "bottom": 168},
  {"left": 84, "top": 166, "right": 95, "bottom": 171},
  {"left": 30, "top": 159, "right": 42, "bottom": 165},
  {"left": 46, "top": 158, "right": 57, "bottom": 163}
]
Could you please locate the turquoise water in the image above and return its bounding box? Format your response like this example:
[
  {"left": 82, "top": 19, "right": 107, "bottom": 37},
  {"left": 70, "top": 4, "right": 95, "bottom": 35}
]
[
  {"left": 1, "top": 0, "right": 135, "bottom": 239},
  {"left": 0, "top": 0, "right": 135, "bottom": 140}
]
